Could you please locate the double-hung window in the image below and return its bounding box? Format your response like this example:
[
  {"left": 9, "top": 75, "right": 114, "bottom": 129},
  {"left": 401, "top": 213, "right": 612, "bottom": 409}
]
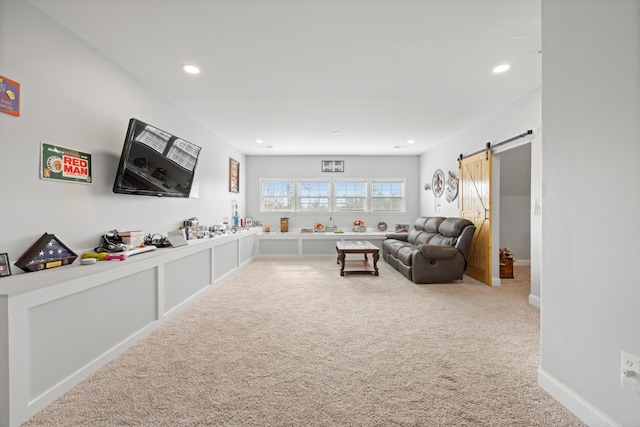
[
  {"left": 260, "top": 179, "right": 295, "bottom": 212},
  {"left": 334, "top": 180, "right": 367, "bottom": 212},
  {"left": 298, "top": 180, "right": 330, "bottom": 211},
  {"left": 371, "top": 179, "right": 405, "bottom": 212}
]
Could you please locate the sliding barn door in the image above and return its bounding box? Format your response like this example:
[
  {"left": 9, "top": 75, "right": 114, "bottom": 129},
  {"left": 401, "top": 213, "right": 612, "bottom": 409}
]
[{"left": 460, "top": 151, "right": 492, "bottom": 285}]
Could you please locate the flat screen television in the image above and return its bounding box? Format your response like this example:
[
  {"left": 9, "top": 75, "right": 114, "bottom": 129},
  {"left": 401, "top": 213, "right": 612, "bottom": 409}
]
[{"left": 113, "top": 118, "right": 201, "bottom": 198}]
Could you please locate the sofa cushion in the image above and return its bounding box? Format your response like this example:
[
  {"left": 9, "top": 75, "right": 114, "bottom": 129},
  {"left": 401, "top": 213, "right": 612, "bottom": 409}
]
[
  {"left": 424, "top": 217, "right": 445, "bottom": 233},
  {"left": 407, "top": 229, "right": 423, "bottom": 245},
  {"left": 414, "top": 232, "right": 438, "bottom": 245},
  {"left": 429, "top": 234, "right": 457, "bottom": 246},
  {"left": 413, "top": 217, "right": 430, "bottom": 231},
  {"left": 383, "top": 240, "right": 414, "bottom": 258},
  {"left": 397, "top": 246, "right": 415, "bottom": 265},
  {"left": 438, "top": 217, "right": 474, "bottom": 237}
]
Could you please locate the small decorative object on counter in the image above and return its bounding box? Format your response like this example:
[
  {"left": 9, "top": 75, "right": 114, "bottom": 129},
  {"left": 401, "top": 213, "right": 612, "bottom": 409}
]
[
  {"left": 352, "top": 220, "right": 366, "bottom": 232},
  {"left": 280, "top": 218, "right": 289, "bottom": 232},
  {"left": 314, "top": 223, "right": 324, "bottom": 232},
  {"left": 14, "top": 233, "right": 78, "bottom": 272},
  {"left": 233, "top": 200, "right": 239, "bottom": 228}
]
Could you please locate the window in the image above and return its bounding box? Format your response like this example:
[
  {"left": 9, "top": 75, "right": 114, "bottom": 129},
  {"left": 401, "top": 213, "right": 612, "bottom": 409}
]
[
  {"left": 260, "top": 178, "right": 406, "bottom": 213},
  {"left": 260, "top": 179, "right": 295, "bottom": 212},
  {"left": 298, "top": 180, "right": 330, "bottom": 211},
  {"left": 334, "top": 180, "right": 367, "bottom": 212},
  {"left": 371, "top": 180, "right": 405, "bottom": 212}
]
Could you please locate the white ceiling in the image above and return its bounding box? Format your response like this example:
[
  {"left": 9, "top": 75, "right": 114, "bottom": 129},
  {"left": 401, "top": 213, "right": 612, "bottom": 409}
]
[{"left": 28, "top": 0, "right": 541, "bottom": 156}]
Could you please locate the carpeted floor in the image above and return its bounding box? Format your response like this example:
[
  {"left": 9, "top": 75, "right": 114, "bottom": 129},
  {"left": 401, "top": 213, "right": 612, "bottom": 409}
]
[{"left": 23, "top": 258, "right": 585, "bottom": 426}]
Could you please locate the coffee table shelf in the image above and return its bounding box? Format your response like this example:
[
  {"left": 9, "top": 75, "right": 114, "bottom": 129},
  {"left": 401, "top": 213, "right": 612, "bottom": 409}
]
[{"left": 343, "top": 259, "right": 376, "bottom": 274}]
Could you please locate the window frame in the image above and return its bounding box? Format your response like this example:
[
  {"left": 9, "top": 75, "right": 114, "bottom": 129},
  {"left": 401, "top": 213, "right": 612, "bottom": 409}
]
[
  {"left": 297, "top": 179, "right": 331, "bottom": 212},
  {"left": 333, "top": 179, "right": 369, "bottom": 212},
  {"left": 259, "top": 179, "right": 296, "bottom": 213},
  {"left": 370, "top": 179, "right": 406, "bottom": 212}
]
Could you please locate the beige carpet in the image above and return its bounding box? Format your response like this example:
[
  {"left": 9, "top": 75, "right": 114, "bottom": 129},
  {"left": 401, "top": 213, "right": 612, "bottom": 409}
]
[{"left": 23, "top": 258, "right": 584, "bottom": 426}]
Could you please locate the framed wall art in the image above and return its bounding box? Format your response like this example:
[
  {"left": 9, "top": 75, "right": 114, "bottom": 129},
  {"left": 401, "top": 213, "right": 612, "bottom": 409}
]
[
  {"left": 229, "top": 158, "right": 239, "bottom": 193},
  {"left": 0, "top": 75, "right": 20, "bottom": 117},
  {"left": 321, "top": 160, "right": 344, "bottom": 172}
]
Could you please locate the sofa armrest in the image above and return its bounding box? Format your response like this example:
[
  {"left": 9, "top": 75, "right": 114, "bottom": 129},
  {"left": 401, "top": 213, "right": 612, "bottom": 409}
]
[
  {"left": 385, "top": 233, "right": 409, "bottom": 241},
  {"left": 419, "top": 245, "right": 459, "bottom": 260}
]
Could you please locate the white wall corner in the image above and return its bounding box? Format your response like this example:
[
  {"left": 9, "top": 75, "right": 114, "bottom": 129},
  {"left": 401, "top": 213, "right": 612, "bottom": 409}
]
[
  {"left": 538, "top": 368, "right": 622, "bottom": 427},
  {"left": 491, "top": 277, "right": 502, "bottom": 287}
]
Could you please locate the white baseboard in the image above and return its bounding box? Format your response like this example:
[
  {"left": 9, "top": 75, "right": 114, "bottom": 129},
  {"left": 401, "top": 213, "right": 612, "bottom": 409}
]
[
  {"left": 528, "top": 293, "right": 540, "bottom": 308},
  {"left": 514, "top": 259, "right": 530, "bottom": 266},
  {"left": 538, "top": 368, "right": 621, "bottom": 427}
]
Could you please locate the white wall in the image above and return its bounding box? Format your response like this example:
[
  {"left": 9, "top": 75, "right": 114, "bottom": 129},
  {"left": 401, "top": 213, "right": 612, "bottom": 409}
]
[
  {"left": 419, "top": 89, "right": 541, "bottom": 296},
  {"left": 500, "top": 195, "right": 530, "bottom": 260},
  {"left": 245, "top": 155, "right": 420, "bottom": 231},
  {"left": 539, "top": 1, "right": 640, "bottom": 425},
  {"left": 0, "top": 0, "right": 245, "bottom": 268},
  {"left": 500, "top": 143, "right": 531, "bottom": 261}
]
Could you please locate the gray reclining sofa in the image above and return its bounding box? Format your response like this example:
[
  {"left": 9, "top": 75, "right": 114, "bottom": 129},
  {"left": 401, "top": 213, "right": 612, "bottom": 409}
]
[{"left": 382, "top": 217, "right": 476, "bottom": 284}]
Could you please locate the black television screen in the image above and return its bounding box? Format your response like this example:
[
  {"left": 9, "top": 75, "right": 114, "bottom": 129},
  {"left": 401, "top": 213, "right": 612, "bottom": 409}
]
[{"left": 113, "top": 118, "right": 201, "bottom": 198}]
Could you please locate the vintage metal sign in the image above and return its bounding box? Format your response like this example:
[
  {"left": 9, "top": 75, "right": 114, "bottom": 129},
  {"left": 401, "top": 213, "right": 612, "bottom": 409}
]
[{"left": 41, "top": 142, "right": 92, "bottom": 184}]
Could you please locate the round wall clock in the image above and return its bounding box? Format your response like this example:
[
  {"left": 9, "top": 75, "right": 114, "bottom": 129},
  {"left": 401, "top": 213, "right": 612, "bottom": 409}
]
[{"left": 432, "top": 169, "right": 445, "bottom": 197}]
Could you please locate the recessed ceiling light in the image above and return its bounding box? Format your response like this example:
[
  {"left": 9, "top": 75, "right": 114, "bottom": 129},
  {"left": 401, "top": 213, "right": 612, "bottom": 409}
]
[
  {"left": 256, "top": 139, "right": 263, "bottom": 144},
  {"left": 183, "top": 64, "right": 200, "bottom": 75},
  {"left": 332, "top": 131, "right": 340, "bottom": 135},
  {"left": 407, "top": 139, "right": 415, "bottom": 144},
  {"left": 493, "top": 64, "right": 510, "bottom": 74}
]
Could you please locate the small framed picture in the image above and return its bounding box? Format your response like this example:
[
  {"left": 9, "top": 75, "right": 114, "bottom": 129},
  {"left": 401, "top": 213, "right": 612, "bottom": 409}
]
[
  {"left": 0, "top": 253, "right": 12, "bottom": 277},
  {"left": 321, "top": 160, "right": 344, "bottom": 172},
  {"left": 245, "top": 217, "right": 253, "bottom": 227},
  {"left": 395, "top": 223, "right": 410, "bottom": 233}
]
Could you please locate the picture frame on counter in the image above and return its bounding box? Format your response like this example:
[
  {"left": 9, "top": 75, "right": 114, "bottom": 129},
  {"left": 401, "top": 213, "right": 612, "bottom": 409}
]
[{"left": 0, "top": 253, "right": 11, "bottom": 277}]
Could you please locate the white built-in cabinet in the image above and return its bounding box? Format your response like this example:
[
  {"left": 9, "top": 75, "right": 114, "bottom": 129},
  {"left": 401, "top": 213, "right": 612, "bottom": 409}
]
[{"left": 0, "top": 230, "right": 257, "bottom": 427}]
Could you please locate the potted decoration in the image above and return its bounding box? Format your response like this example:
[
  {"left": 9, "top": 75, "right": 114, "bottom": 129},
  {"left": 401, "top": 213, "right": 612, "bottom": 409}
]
[{"left": 352, "top": 220, "right": 366, "bottom": 232}]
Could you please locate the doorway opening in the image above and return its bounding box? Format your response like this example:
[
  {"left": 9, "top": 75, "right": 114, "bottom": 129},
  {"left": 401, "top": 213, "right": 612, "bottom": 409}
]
[{"left": 492, "top": 142, "right": 532, "bottom": 288}]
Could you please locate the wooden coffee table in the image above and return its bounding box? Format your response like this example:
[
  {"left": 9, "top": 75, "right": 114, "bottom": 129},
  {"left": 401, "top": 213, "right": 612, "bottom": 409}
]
[{"left": 336, "top": 241, "right": 379, "bottom": 276}]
